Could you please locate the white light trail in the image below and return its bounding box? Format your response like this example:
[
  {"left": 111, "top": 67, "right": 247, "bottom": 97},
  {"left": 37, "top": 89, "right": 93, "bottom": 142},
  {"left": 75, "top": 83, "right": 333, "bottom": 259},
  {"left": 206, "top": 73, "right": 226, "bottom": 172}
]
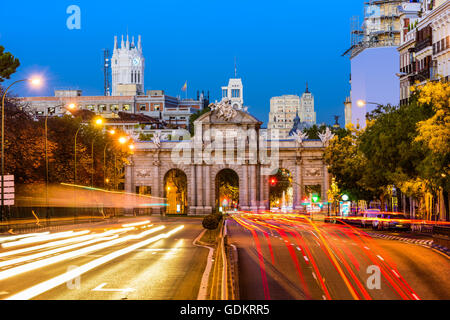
[
  {"left": 0, "top": 226, "right": 165, "bottom": 281},
  {"left": 0, "top": 232, "right": 50, "bottom": 244},
  {"left": 0, "top": 228, "right": 134, "bottom": 259},
  {"left": 6, "top": 225, "right": 184, "bottom": 300},
  {"left": 2, "top": 231, "right": 89, "bottom": 249},
  {"left": 121, "top": 220, "right": 151, "bottom": 228}
]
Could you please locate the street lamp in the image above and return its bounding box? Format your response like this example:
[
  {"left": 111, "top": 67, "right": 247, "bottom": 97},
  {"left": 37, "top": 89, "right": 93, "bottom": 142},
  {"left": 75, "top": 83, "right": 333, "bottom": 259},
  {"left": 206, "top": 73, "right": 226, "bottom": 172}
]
[
  {"left": 1, "top": 77, "right": 43, "bottom": 221},
  {"left": 356, "top": 100, "right": 383, "bottom": 108},
  {"left": 45, "top": 102, "right": 77, "bottom": 219},
  {"left": 91, "top": 117, "right": 105, "bottom": 187}
]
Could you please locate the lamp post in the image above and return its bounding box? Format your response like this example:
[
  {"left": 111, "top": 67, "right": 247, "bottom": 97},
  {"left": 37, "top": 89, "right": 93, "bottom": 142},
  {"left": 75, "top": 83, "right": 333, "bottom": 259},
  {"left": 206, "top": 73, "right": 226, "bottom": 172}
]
[
  {"left": 45, "top": 103, "right": 76, "bottom": 219},
  {"left": 90, "top": 117, "right": 104, "bottom": 187},
  {"left": 1, "top": 77, "right": 42, "bottom": 221}
]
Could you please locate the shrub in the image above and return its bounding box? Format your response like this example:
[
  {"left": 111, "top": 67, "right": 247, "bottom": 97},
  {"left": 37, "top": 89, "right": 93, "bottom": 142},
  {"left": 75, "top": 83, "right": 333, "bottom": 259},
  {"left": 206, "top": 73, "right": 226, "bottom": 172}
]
[{"left": 202, "top": 214, "right": 219, "bottom": 230}]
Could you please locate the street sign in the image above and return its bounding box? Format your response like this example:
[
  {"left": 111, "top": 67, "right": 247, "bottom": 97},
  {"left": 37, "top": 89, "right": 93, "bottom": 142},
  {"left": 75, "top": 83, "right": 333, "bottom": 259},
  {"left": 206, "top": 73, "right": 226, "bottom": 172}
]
[
  {"left": 1, "top": 175, "right": 15, "bottom": 206},
  {"left": 0, "top": 193, "right": 14, "bottom": 200},
  {"left": 2, "top": 181, "right": 14, "bottom": 187}
]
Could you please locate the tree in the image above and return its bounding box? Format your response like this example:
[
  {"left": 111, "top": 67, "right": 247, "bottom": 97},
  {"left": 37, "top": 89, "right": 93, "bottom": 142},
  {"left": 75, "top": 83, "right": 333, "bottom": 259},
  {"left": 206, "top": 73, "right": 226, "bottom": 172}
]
[
  {"left": 0, "top": 46, "right": 20, "bottom": 82},
  {"left": 324, "top": 125, "right": 374, "bottom": 201}
]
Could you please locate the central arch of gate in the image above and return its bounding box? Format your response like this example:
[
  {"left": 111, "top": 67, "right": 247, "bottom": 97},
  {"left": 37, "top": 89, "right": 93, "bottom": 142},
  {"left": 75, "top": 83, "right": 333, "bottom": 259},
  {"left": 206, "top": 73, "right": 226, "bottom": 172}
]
[{"left": 125, "top": 106, "right": 329, "bottom": 215}]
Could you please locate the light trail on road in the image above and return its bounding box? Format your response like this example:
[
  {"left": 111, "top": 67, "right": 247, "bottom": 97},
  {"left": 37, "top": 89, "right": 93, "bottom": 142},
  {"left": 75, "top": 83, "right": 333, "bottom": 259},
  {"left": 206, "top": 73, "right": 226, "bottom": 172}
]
[
  {"left": 230, "top": 212, "right": 429, "bottom": 300},
  {"left": 5, "top": 225, "right": 184, "bottom": 300}
]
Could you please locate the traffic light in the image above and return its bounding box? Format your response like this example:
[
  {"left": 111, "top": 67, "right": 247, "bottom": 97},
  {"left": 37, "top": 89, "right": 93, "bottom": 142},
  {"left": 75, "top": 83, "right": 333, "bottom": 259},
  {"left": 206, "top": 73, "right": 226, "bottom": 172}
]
[
  {"left": 311, "top": 194, "right": 320, "bottom": 203},
  {"left": 270, "top": 177, "right": 277, "bottom": 186}
]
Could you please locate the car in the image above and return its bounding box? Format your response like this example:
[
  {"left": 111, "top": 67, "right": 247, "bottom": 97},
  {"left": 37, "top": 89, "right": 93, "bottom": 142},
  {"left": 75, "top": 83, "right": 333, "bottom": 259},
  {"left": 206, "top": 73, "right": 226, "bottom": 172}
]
[
  {"left": 372, "top": 213, "right": 411, "bottom": 231},
  {"left": 360, "top": 209, "right": 380, "bottom": 228}
]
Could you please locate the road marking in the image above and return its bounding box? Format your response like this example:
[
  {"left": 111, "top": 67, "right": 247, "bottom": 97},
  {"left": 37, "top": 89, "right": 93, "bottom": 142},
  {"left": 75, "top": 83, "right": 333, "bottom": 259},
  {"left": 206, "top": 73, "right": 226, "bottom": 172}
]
[
  {"left": 391, "top": 269, "right": 400, "bottom": 278},
  {"left": 412, "top": 293, "right": 420, "bottom": 300},
  {"left": 377, "top": 255, "right": 384, "bottom": 261},
  {"left": 0, "top": 291, "right": 9, "bottom": 295},
  {"left": 92, "top": 283, "right": 135, "bottom": 293},
  {"left": 304, "top": 256, "right": 309, "bottom": 262},
  {"left": 312, "top": 272, "right": 317, "bottom": 280}
]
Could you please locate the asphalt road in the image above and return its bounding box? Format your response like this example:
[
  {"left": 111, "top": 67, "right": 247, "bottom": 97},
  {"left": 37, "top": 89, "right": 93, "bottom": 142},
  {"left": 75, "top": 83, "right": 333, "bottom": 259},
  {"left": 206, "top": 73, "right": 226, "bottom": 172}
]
[
  {"left": 0, "top": 216, "right": 209, "bottom": 300},
  {"left": 227, "top": 212, "right": 450, "bottom": 300}
]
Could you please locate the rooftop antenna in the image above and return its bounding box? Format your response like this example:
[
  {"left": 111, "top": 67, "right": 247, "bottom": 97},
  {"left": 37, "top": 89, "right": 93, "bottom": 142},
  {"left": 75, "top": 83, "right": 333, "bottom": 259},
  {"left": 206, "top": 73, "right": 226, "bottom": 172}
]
[{"left": 103, "top": 49, "right": 111, "bottom": 96}]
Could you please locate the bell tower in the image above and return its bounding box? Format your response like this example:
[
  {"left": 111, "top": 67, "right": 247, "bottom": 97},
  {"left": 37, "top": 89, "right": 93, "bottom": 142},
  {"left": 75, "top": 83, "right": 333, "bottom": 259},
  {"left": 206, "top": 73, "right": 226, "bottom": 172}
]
[{"left": 111, "top": 34, "right": 145, "bottom": 96}]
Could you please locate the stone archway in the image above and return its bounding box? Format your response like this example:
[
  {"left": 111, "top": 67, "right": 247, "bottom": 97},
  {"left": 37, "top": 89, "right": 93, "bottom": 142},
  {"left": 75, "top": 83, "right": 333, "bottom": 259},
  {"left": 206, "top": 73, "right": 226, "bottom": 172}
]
[
  {"left": 163, "top": 169, "right": 188, "bottom": 214},
  {"left": 215, "top": 168, "right": 239, "bottom": 213},
  {"left": 269, "top": 168, "right": 293, "bottom": 210}
]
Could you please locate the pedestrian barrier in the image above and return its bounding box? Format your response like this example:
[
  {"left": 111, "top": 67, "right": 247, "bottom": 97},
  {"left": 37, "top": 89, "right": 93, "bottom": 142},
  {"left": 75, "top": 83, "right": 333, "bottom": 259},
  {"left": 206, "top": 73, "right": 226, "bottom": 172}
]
[{"left": 432, "top": 226, "right": 450, "bottom": 250}]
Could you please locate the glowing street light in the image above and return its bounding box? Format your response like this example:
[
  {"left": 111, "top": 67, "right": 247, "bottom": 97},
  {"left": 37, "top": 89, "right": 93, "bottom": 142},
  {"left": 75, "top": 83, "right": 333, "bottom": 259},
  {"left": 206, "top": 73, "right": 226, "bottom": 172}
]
[
  {"left": 356, "top": 100, "right": 383, "bottom": 108},
  {"left": 94, "top": 118, "right": 104, "bottom": 126},
  {"left": 118, "top": 136, "right": 127, "bottom": 144},
  {"left": 108, "top": 129, "right": 116, "bottom": 135},
  {"left": 129, "top": 144, "right": 135, "bottom": 151}
]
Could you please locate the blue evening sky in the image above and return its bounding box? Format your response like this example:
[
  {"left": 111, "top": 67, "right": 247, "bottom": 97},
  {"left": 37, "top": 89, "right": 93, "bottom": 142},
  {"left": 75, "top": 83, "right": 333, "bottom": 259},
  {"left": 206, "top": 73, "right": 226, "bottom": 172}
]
[{"left": 0, "top": 0, "right": 363, "bottom": 126}]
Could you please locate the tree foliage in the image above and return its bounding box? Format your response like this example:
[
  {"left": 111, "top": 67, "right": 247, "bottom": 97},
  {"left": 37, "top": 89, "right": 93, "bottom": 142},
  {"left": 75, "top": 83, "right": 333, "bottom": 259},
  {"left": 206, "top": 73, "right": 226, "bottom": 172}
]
[{"left": 0, "top": 46, "right": 20, "bottom": 82}]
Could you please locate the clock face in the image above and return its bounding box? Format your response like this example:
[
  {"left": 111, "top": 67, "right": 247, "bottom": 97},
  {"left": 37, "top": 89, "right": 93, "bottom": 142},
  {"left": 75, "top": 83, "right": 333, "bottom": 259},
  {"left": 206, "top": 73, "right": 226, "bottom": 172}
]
[{"left": 132, "top": 57, "right": 140, "bottom": 66}]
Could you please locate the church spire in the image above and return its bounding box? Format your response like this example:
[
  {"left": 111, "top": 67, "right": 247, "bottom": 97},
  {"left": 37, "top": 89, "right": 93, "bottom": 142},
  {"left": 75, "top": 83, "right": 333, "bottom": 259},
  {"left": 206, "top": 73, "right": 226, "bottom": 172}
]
[
  {"left": 121, "top": 35, "right": 125, "bottom": 49},
  {"left": 305, "top": 81, "right": 309, "bottom": 93},
  {"left": 137, "top": 35, "right": 142, "bottom": 51}
]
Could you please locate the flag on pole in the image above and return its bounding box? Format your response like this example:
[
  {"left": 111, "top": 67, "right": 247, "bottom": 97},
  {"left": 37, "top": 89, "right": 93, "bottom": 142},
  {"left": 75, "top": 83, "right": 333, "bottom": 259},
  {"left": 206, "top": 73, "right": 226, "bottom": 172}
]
[{"left": 181, "top": 81, "right": 187, "bottom": 92}]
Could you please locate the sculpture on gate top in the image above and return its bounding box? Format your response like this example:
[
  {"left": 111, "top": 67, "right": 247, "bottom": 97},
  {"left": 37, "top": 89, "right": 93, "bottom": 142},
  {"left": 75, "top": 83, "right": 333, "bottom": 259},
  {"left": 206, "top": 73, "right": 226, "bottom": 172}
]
[
  {"left": 209, "top": 98, "right": 239, "bottom": 121},
  {"left": 318, "top": 127, "right": 335, "bottom": 147}
]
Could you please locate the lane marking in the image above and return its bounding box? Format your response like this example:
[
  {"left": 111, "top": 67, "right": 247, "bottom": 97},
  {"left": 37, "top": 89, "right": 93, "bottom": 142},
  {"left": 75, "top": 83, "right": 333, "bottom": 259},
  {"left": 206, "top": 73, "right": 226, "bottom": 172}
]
[{"left": 92, "top": 283, "right": 135, "bottom": 293}]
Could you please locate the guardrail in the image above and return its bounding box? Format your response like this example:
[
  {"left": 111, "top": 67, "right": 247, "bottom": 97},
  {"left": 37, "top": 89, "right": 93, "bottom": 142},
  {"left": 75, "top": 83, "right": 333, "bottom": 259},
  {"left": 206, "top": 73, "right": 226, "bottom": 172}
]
[{"left": 433, "top": 226, "right": 450, "bottom": 249}]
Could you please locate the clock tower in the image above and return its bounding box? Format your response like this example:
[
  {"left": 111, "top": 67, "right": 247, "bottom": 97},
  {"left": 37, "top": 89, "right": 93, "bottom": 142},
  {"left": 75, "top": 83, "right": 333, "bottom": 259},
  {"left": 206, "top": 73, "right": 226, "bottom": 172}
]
[{"left": 111, "top": 34, "right": 145, "bottom": 96}]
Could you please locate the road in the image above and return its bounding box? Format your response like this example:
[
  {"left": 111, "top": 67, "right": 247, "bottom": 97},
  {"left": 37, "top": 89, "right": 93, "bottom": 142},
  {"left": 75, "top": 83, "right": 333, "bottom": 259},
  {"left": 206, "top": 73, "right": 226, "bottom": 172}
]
[
  {"left": 0, "top": 217, "right": 209, "bottom": 300},
  {"left": 227, "top": 212, "right": 450, "bottom": 300}
]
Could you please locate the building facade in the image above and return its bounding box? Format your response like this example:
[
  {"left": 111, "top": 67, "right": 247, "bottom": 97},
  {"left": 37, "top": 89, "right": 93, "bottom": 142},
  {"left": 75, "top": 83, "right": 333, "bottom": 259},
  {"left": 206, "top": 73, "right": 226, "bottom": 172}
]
[
  {"left": 344, "top": 1, "right": 421, "bottom": 128},
  {"left": 21, "top": 89, "right": 208, "bottom": 131},
  {"left": 398, "top": 0, "right": 449, "bottom": 105},
  {"left": 267, "top": 84, "right": 316, "bottom": 139}
]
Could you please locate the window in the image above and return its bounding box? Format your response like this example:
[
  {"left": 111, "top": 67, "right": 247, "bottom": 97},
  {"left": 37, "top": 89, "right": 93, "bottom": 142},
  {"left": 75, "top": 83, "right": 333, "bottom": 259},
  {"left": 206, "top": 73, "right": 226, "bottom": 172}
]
[
  {"left": 123, "top": 104, "right": 130, "bottom": 111},
  {"left": 222, "top": 89, "right": 228, "bottom": 98},
  {"left": 154, "top": 104, "right": 160, "bottom": 111},
  {"left": 87, "top": 105, "right": 94, "bottom": 111},
  {"left": 111, "top": 104, "right": 119, "bottom": 112},
  {"left": 99, "top": 104, "right": 106, "bottom": 112},
  {"left": 231, "top": 89, "right": 240, "bottom": 98},
  {"left": 140, "top": 104, "right": 146, "bottom": 111}
]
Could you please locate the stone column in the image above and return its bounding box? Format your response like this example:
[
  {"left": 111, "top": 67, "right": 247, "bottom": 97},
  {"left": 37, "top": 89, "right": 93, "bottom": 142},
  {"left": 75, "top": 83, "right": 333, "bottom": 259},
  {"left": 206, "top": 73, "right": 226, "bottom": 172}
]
[
  {"left": 188, "top": 165, "right": 196, "bottom": 215},
  {"left": 259, "top": 167, "right": 268, "bottom": 210},
  {"left": 153, "top": 161, "right": 161, "bottom": 215},
  {"left": 294, "top": 161, "right": 303, "bottom": 210},
  {"left": 240, "top": 163, "right": 249, "bottom": 210},
  {"left": 196, "top": 164, "right": 204, "bottom": 215},
  {"left": 125, "top": 164, "right": 133, "bottom": 194},
  {"left": 250, "top": 164, "right": 258, "bottom": 210},
  {"left": 204, "top": 165, "right": 212, "bottom": 214}
]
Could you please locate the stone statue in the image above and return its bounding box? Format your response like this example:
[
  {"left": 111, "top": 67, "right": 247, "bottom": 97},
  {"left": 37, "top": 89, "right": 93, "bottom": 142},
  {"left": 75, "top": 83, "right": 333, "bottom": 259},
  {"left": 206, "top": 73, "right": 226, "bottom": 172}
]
[
  {"left": 209, "top": 98, "right": 238, "bottom": 121},
  {"left": 318, "top": 127, "right": 335, "bottom": 147},
  {"left": 292, "top": 129, "right": 308, "bottom": 146},
  {"left": 151, "top": 131, "right": 167, "bottom": 148}
]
